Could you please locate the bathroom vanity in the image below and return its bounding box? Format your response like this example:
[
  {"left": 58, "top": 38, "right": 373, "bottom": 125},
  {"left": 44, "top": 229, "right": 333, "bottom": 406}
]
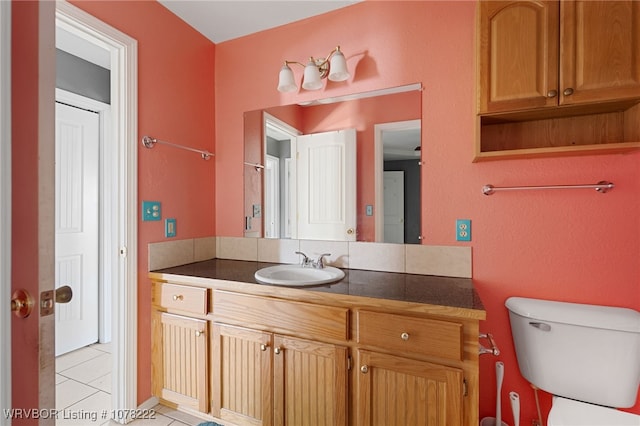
[{"left": 149, "top": 259, "right": 486, "bottom": 426}]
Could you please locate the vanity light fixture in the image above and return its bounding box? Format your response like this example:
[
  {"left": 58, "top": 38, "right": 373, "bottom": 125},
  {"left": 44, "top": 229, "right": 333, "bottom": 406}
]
[{"left": 277, "top": 46, "right": 350, "bottom": 93}]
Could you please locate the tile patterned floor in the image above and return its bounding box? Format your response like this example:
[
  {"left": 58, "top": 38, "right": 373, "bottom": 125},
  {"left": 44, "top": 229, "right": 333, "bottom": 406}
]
[{"left": 55, "top": 343, "right": 204, "bottom": 426}]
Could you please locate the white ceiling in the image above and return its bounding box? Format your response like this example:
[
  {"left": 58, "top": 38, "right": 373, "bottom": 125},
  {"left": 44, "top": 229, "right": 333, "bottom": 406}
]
[{"left": 157, "top": 0, "right": 360, "bottom": 44}]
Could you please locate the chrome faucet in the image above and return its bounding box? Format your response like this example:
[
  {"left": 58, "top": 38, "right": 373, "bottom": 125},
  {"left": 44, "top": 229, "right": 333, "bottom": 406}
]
[
  {"left": 295, "top": 251, "right": 312, "bottom": 267},
  {"left": 295, "top": 251, "right": 331, "bottom": 269},
  {"left": 313, "top": 253, "right": 331, "bottom": 269}
]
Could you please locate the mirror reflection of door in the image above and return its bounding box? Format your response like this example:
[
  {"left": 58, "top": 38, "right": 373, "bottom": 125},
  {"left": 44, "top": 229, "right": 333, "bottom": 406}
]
[
  {"left": 384, "top": 171, "right": 405, "bottom": 244},
  {"left": 375, "top": 120, "right": 422, "bottom": 244},
  {"left": 264, "top": 114, "right": 299, "bottom": 239}
]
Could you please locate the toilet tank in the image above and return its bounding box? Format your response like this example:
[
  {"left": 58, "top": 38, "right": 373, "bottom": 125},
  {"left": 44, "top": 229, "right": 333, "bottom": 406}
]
[{"left": 506, "top": 297, "right": 640, "bottom": 408}]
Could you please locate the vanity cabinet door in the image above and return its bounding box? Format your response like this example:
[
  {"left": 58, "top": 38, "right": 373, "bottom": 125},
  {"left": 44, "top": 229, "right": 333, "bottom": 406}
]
[
  {"left": 151, "top": 311, "right": 208, "bottom": 413},
  {"left": 356, "top": 350, "right": 464, "bottom": 426},
  {"left": 273, "top": 335, "right": 348, "bottom": 426},
  {"left": 211, "top": 323, "right": 273, "bottom": 426}
]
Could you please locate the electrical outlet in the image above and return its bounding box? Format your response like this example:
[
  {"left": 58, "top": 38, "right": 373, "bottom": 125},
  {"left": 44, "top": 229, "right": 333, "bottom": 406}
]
[
  {"left": 142, "top": 201, "right": 161, "bottom": 221},
  {"left": 253, "top": 204, "right": 261, "bottom": 218},
  {"left": 456, "top": 219, "right": 471, "bottom": 241},
  {"left": 165, "top": 218, "right": 176, "bottom": 238}
]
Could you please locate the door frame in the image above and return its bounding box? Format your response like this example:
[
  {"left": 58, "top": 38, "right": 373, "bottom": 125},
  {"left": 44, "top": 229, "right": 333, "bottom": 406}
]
[
  {"left": 56, "top": 1, "right": 139, "bottom": 418},
  {"left": 0, "top": 0, "right": 11, "bottom": 419},
  {"left": 373, "top": 119, "right": 421, "bottom": 243}
]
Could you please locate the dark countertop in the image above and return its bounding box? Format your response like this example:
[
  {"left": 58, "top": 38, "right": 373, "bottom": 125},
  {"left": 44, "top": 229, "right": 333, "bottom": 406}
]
[{"left": 152, "top": 259, "right": 485, "bottom": 314}]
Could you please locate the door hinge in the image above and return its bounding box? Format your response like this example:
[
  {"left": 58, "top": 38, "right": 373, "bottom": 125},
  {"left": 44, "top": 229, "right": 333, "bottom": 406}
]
[
  {"left": 347, "top": 355, "right": 352, "bottom": 371},
  {"left": 119, "top": 246, "right": 127, "bottom": 257},
  {"left": 463, "top": 378, "right": 468, "bottom": 397}
]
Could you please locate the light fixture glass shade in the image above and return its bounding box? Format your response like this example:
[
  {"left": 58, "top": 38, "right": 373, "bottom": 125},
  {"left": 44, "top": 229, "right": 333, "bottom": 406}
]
[
  {"left": 277, "top": 64, "right": 297, "bottom": 93},
  {"left": 302, "top": 60, "right": 323, "bottom": 90},
  {"left": 328, "top": 50, "right": 350, "bottom": 81}
]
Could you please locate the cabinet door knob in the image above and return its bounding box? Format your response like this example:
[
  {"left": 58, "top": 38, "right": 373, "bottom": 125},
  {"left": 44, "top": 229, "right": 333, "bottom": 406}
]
[
  {"left": 260, "top": 344, "right": 269, "bottom": 351},
  {"left": 546, "top": 89, "right": 558, "bottom": 98},
  {"left": 563, "top": 88, "right": 574, "bottom": 96},
  {"left": 195, "top": 330, "right": 203, "bottom": 337},
  {"left": 360, "top": 365, "right": 369, "bottom": 374},
  {"left": 400, "top": 332, "right": 409, "bottom": 341},
  {"left": 172, "top": 294, "right": 183, "bottom": 301},
  {"left": 274, "top": 347, "right": 282, "bottom": 355}
]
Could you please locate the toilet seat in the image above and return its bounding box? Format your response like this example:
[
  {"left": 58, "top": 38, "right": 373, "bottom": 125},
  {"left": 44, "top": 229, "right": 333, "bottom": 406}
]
[{"left": 548, "top": 396, "right": 640, "bottom": 426}]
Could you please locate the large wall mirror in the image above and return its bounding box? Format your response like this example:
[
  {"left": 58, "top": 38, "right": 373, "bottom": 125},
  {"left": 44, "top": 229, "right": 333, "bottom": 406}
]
[{"left": 244, "top": 83, "right": 422, "bottom": 243}]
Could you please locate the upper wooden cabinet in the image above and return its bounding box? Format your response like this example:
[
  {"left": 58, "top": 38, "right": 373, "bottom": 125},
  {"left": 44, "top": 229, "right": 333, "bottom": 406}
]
[
  {"left": 479, "top": 0, "right": 640, "bottom": 114},
  {"left": 479, "top": 1, "right": 559, "bottom": 113},
  {"left": 476, "top": 0, "right": 640, "bottom": 160}
]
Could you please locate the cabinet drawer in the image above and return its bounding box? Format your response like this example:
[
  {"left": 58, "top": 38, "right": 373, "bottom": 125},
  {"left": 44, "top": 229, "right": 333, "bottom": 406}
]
[
  {"left": 154, "top": 282, "right": 208, "bottom": 315},
  {"left": 213, "top": 290, "right": 349, "bottom": 341},
  {"left": 356, "top": 310, "right": 463, "bottom": 361}
]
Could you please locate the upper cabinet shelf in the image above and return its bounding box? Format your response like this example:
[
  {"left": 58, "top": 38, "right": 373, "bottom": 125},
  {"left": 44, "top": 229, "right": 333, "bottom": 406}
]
[{"left": 475, "top": 0, "right": 640, "bottom": 160}]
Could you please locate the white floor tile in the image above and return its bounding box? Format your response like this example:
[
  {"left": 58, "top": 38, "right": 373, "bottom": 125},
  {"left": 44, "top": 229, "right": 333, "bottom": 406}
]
[
  {"left": 56, "top": 391, "right": 111, "bottom": 425},
  {"left": 153, "top": 406, "right": 204, "bottom": 425},
  {"left": 87, "top": 373, "right": 111, "bottom": 393},
  {"left": 101, "top": 414, "right": 174, "bottom": 426},
  {"left": 56, "top": 379, "right": 98, "bottom": 410},
  {"left": 56, "top": 347, "right": 104, "bottom": 372},
  {"left": 59, "top": 353, "right": 112, "bottom": 384},
  {"left": 91, "top": 342, "right": 113, "bottom": 354}
]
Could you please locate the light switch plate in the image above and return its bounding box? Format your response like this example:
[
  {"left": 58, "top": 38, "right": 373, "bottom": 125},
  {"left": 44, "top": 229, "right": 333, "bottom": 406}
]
[
  {"left": 165, "top": 218, "right": 176, "bottom": 238},
  {"left": 366, "top": 205, "right": 373, "bottom": 216},
  {"left": 142, "top": 201, "right": 161, "bottom": 221}
]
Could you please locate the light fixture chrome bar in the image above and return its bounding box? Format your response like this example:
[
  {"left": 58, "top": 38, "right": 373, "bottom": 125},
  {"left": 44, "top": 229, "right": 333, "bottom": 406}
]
[
  {"left": 141, "top": 135, "right": 213, "bottom": 160},
  {"left": 482, "top": 181, "right": 614, "bottom": 195}
]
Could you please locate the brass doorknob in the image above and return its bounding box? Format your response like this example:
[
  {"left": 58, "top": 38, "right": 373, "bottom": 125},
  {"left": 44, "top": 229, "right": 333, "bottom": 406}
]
[
  {"left": 55, "top": 285, "right": 73, "bottom": 304},
  {"left": 347, "top": 228, "right": 354, "bottom": 235},
  {"left": 11, "top": 289, "right": 34, "bottom": 318}
]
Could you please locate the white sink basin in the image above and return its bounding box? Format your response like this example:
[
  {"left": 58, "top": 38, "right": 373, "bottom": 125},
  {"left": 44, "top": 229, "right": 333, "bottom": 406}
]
[{"left": 254, "top": 264, "right": 345, "bottom": 286}]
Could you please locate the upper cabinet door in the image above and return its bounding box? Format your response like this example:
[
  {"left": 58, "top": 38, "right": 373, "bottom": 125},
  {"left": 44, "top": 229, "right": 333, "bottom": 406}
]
[
  {"left": 478, "top": 1, "right": 559, "bottom": 113},
  {"left": 559, "top": 1, "right": 640, "bottom": 105}
]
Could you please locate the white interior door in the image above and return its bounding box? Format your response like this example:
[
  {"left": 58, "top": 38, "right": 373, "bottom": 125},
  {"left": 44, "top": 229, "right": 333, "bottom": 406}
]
[
  {"left": 55, "top": 102, "right": 100, "bottom": 356},
  {"left": 384, "top": 171, "right": 405, "bottom": 244},
  {"left": 264, "top": 154, "right": 280, "bottom": 238},
  {"left": 296, "top": 128, "right": 357, "bottom": 241}
]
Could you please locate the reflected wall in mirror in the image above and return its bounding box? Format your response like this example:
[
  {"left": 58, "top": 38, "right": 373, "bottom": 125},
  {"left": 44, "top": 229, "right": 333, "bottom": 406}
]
[{"left": 244, "top": 84, "right": 422, "bottom": 243}]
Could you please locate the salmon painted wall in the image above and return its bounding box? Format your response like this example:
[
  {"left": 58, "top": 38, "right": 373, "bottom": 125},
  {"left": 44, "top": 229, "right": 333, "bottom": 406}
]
[
  {"left": 215, "top": 1, "right": 640, "bottom": 422},
  {"left": 64, "top": 0, "right": 216, "bottom": 404}
]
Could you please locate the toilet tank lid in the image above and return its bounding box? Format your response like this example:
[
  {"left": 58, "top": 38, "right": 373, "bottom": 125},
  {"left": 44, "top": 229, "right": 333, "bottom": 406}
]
[{"left": 506, "top": 297, "right": 640, "bottom": 333}]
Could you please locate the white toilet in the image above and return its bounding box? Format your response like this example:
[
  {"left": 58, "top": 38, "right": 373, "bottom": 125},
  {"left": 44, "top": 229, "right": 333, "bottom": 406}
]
[{"left": 506, "top": 297, "right": 640, "bottom": 426}]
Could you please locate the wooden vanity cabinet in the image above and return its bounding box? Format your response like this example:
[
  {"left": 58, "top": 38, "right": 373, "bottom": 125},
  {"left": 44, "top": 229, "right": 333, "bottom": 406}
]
[
  {"left": 211, "top": 291, "right": 349, "bottom": 426},
  {"left": 150, "top": 280, "right": 482, "bottom": 426},
  {"left": 355, "top": 310, "right": 466, "bottom": 426},
  {"left": 477, "top": 0, "right": 640, "bottom": 159},
  {"left": 151, "top": 283, "right": 209, "bottom": 413}
]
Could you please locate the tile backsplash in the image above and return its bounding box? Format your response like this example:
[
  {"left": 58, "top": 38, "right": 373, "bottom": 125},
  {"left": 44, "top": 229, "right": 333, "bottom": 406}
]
[{"left": 150, "top": 237, "right": 472, "bottom": 279}]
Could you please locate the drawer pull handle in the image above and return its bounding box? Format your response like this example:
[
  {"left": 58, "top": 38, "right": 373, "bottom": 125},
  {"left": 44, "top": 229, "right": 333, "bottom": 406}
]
[
  {"left": 172, "top": 294, "right": 183, "bottom": 301},
  {"left": 274, "top": 347, "right": 282, "bottom": 355},
  {"left": 546, "top": 89, "right": 558, "bottom": 98},
  {"left": 400, "top": 332, "right": 409, "bottom": 341},
  {"left": 260, "top": 344, "right": 269, "bottom": 351},
  {"left": 563, "top": 87, "right": 574, "bottom": 96},
  {"left": 195, "top": 330, "right": 203, "bottom": 337},
  {"left": 360, "top": 365, "right": 369, "bottom": 374}
]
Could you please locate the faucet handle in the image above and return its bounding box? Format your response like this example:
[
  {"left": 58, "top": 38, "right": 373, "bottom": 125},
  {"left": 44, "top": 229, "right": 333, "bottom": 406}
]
[
  {"left": 294, "top": 251, "right": 309, "bottom": 266},
  {"left": 315, "top": 253, "right": 331, "bottom": 269}
]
